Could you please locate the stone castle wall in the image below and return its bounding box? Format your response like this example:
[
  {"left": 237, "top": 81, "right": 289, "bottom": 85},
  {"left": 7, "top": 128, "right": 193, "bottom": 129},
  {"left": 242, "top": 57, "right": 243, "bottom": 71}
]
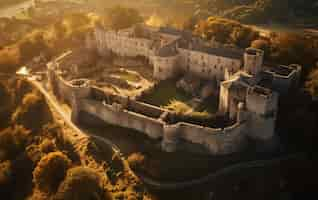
[
  {"left": 48, "top": 68, "right": 247, "bottom": 155},
  {"left": 80, "top": 99, "right": 164, "bottom": 139},
  {"left": 94, "top": 27, "right": 245, "bottom": 83},
  {"left": 177, "top": 48, "right": 242, "bottom": 83}
]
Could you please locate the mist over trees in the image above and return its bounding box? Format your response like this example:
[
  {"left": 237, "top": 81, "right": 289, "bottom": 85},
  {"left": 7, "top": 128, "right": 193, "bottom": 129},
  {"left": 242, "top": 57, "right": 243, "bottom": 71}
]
[{"left": 105, "top": 6, "right": 143, "bottom": 30}]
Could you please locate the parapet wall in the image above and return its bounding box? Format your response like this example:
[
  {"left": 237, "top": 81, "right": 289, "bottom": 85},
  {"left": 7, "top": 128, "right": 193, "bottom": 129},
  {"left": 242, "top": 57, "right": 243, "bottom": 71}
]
[{"left": 80, "top": 99, "right": 164, "bottom": 139}]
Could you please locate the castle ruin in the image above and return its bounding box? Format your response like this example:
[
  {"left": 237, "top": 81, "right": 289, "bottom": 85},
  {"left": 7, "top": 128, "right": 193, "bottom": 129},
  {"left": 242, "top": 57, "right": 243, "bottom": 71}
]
[{"left": 47, "top": 24, "right": 301, "bottom": 155}]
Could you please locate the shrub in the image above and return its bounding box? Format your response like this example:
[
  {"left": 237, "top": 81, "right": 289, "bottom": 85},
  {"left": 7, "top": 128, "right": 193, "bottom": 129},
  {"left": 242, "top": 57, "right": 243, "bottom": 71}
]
[
  {"left": 54, "top": 166, "right": 112, "bottom": 200},
  {"left": 33, "top": 152, "right": 71, "bottom": 193}
]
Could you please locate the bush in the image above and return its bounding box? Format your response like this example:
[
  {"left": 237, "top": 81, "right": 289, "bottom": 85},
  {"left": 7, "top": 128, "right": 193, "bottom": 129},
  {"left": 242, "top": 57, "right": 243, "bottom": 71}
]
[
  {"left": 33, "top": 152, "right": 71, "bottom": 193},
  {"left": 54, "top": 166, "right": 112, "bottom": 200}
]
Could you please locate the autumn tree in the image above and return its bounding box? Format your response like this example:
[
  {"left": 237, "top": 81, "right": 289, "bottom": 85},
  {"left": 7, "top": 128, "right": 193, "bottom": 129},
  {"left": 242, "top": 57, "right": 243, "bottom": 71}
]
[
  {"left": 0, "top": 125, "right": 30, "bottom": 160},
  {"left": 106, "top": 6, "right": 143, "bottom": 31},
  {"left": 306, "top": 67, "right": 318, "bottom": 98},
  {"left": 194, "top": 17, "right": 258, "bottom": 48},
  {"left": 33, "top": 152, "right": 71, "bottom": 193},
  {"left": 11, "top": 90, "right": 52, "bottom": 132},
  {"left": 251, "top": 39, "right": 271, "bottom": 58},
  {"left": 127, "top": 152, "right": 145, "bottom": 171},
  {"left": 54, "top": 166, "right": 112, "bottom": 200}
]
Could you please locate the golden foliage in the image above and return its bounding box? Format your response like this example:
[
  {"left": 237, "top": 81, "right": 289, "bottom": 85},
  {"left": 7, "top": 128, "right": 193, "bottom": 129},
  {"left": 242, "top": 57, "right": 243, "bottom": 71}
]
[
  {"left": 194, "top": 17, "right": 259, "bottom": 47},
  {"left": 54, "top": 166, "right": 111, "bottom": 200},
  {"left": 127, "top": 152, "right": 145, "bottom": 171},
  {"left": 33, "top": 151, "right": 71, "bottom": 193},
  {"left": 106, "top": 6, "right": 143, "bottom": 31},
  {"left": 164, "top": 100, "right": 210, "bottom": 118},
  {"left": 0, "top": 125, "right": 31, "bottom": 160},
  {"left": 0, "top": 160, "right": 12, "bottom": 186}
]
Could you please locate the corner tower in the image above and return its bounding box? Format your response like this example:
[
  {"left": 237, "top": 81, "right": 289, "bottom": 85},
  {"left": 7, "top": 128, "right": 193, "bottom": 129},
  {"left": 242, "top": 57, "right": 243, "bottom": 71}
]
[{"left": 244, "top": 48, "right": 264, "bottom": 76}]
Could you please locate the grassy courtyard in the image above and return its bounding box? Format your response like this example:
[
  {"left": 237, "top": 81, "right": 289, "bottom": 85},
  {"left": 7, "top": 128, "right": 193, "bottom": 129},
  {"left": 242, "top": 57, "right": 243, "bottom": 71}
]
[
  {"left": 140, "top": 79, "right": 192, "bottom": 107},
  {"left": 140, "top": 79, "right": 219, "bottom": 115}
]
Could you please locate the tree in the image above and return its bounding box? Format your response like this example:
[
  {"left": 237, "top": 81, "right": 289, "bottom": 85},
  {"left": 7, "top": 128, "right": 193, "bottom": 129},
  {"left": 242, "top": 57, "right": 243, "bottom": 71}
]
[
  {"left": 306, "top": 67, "right": 318, "bottom": 98},
  {"left": 127, "top": 152, "right": 145, "bottom": 171},
  {"left": 54, "top": 166, "right": 112, "bottom": 200},
  {"left": 106, "top": 6, "right": 143, "bottom": 30},
  {"left": 0, "top": 160, "right": 12, "bottom": 186},
  {"left": 39, "top": 138, "right": 57, "bottom": 154},
  {"left": 251, "top": 39, "right": 270, "bottom": 57},
  {"left": 0, "top": 46, "right": 21, "bottom": 73},
  {"left": 194, "top": 17, "right": 259, "bottom": 48},
  {"left": 11, "top": 90, "right": 52, "bottom": 132},
  {"left": 0, "top": 125, "right": 30, "bottom": 160},
  {"left": 33, "top": 152, "right": 71, "bottom": 193}
]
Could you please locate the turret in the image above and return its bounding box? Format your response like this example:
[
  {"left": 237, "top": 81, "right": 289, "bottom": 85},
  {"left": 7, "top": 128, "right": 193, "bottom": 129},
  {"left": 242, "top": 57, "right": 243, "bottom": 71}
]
[{"left": 244, "top": 48, "right": 264, "bottom": 76}]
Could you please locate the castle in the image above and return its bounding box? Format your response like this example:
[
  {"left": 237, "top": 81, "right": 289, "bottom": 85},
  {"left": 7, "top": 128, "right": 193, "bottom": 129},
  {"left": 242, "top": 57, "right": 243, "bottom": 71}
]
[{"left": 47, "top": 24, "right": 301, "bottom": 155}]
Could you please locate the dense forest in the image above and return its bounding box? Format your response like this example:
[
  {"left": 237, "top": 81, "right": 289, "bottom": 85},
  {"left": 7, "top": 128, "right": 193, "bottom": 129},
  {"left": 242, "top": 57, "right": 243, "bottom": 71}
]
[{"left": 153, "top": 0, "right": 318, "bottom": 24}]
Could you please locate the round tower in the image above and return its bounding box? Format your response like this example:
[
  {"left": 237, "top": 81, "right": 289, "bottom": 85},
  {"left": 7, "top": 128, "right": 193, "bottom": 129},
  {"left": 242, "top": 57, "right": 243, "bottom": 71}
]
[{"left": 244, "top": 48, "right": 264, "bottom": 76}]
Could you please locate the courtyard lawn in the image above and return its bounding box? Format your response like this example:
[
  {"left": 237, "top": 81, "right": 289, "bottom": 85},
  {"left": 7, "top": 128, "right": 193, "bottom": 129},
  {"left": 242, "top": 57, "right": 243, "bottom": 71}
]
[
  {"left": 140, "top": 79, "right": 192, "bottom": 107},
  {"left": 111, "top": 70, "right": 141, "bottom": 83}
]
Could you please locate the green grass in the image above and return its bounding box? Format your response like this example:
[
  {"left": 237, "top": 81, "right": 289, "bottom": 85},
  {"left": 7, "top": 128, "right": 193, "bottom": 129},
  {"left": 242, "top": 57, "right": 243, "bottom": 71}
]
[
  {"left": 112, "top": 71, "right": 141, "bottom": 83},
  {"left": 141, "top": 79, "right": 192, "bottom": 107}
]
